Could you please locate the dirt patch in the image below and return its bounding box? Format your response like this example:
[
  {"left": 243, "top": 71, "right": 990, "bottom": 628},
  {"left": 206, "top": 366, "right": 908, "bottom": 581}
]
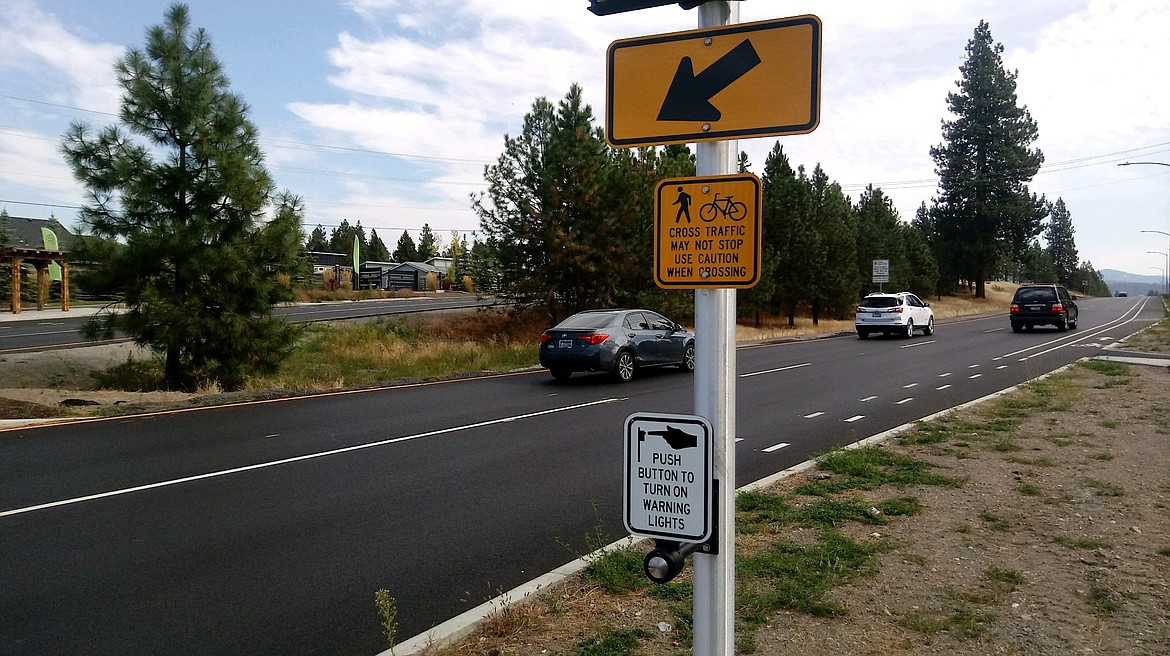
[{"left": 0, "top": 343, "right": 198, "bottom": 416}]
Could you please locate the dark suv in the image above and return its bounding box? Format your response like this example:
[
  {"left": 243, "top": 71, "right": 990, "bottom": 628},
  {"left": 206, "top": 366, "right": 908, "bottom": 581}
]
[{"left": 1009, "top": 284, "right": 1079, "bottom": 332}]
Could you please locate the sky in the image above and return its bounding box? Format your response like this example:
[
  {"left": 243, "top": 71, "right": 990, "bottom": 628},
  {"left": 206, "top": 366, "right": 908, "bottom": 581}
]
[{"left": 1, "top": 0, "right": 1168, "bottom": 277}]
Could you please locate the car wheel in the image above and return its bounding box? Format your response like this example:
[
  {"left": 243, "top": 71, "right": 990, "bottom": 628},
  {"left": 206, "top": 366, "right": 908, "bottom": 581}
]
[
  {"left": 857, "top": 330, "right": 868, "bottom": 340},
  {"left": 1069, "top": 316, "right": 1078, "bottom": 330},
  {"left": 550, "top": 368, "right": 572, "bottom": 381},
  {"left": 904, "top": 320, "right": 915, "bottom": 338},
  {"left": 923, "top": 317, "right": 935, "bottom": 336},
  {"left": 1056, "top": 316, "right": 1068, "bottom": 332},
  {"left": 613, "top": 351, "right": 636, "bottom": 383},
  {"left": 1011, "top": 323, "right": 1023, "bottom": 333},
  {"left": 679, "top": 343, "right": 696, "bottom": 372}
]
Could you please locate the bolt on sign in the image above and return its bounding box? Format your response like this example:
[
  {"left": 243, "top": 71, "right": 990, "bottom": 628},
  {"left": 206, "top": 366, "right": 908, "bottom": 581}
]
[
  {"left": 654, "top": 173, "right": 761, "bottom": 289},
  {"left": 606, "top": 14, "right": 821, "bottom": 148}
]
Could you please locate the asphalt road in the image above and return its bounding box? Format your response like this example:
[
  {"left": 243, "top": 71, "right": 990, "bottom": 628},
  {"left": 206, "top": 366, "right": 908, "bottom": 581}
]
[
  {"left": 0, "top": 294, "right": 497, "bottom": 353},
  {"left": 0, "top": 295, "right": 1160, "bottom": 655}
]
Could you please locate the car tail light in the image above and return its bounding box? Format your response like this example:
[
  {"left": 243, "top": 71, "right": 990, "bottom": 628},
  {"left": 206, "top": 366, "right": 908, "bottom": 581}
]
[
  {"left": 1010, "top": 304, "right": 1020, "bottom": 313},
  {"left": 539, "top": 332, "right": 552, "bottom": 344},
  {"left": 890, "top": 306, "right": 903, "bottom": 313},
  {"left": 1052, "top": 304, "right": 1064, "bottom": 312},
  {"left": 583, "top": 333, "right": 609, "bottom": 345}
]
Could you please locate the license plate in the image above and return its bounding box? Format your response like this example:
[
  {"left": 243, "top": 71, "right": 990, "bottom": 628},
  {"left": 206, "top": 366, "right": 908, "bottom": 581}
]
[
  {"left": 1027, "top": 305, "right": 1044, "bottom": 311},
  {"left": 871, "top": 312, "right": 882, "bottom": 317},
  {"left": 558, "top": 339, "right": 573, "bottom": 349}
]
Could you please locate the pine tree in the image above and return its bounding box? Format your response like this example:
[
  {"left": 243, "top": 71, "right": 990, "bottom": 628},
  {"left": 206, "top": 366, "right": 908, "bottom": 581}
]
[
  {"left": 367, "top": 229, "right": 390, "bottom": 262},
  {"left": 854, "top": 185, "right": 909, "bottom": 295},
  {"left": 1044, "top": 198, "right": 1078, "bottom": 286},
  {"left": 806, "top": 165, "right": 857, "bottom": 323},
  {"left": 929, "top": 21, "right": 1045, "bottom": 298},
  {"left": 60, "top": 4, "right": 304, "bottom": 391},
  {"left": 475, "top": 85, "right": 621, "bottom": 323},
  {"left": 393, "top": 230, "right": 420, "bottom": 263},
  {"left": 417, "top": 223, "right": 438, "bottom": 261},
  {"left": 306, "top": 225, "right": 328, "bottom": 251}
]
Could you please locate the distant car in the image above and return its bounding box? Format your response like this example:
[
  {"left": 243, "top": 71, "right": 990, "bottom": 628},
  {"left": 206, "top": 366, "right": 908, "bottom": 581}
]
[
  {"left": 855, "top": 292, "right": 935, "bottom": 339},
  {"left": 1117, "top": 291, "right": 1128, "bottom": 297},
  {"left": 1010, "top": 284, "right": 1079, "bottom": 332},
  {"left": 538, "top": 309, "right": 696, "bottom": 382}
]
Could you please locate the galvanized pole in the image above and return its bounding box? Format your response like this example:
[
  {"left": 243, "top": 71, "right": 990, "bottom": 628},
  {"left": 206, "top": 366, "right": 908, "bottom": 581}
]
[{"left": 692, "top": 3, "right": 737, "bottom": 655}]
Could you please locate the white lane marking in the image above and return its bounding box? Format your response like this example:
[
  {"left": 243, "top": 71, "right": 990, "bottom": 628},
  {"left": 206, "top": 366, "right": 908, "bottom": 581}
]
[
  {"left": 0, "top": 398, "right": 623, "bottom": 518},
  {"left": 762, "top": 443, "right": 790, "bottom": 453},
  {"left": 896, "top": 398, "right": 913, "bottom": 405},
  {"left": 903, "top": 383, "right": 918, "bottom": 389},
  {"left": 900, "top": 340, "right": 935, "bottom": 349},
  {"left": 984, "top": 327, "right": 1005, "bottom": 333},
  {"left": 804, "top": 412, "right": 824, "bottom": 419},
  {"left": 937, "top": 384, "right": 952, "bottom": 391},
  {"left": 939, "top": 372, "right": 952, "bottom": 378},
  {"left": 845, "top": 415, "right": 865, "bottom": 423},
  {"left": 996, "top": 365, "right": 1008, "bottom": 370},
  {"left": 968, "top": 364, "right": 980, "bottom": 369},
  {"left": 740, "top": 362, "right": 811, "bottom": 378},
  {"left": 735, "top": 438, "right": 745, "bottom": 443},
  {"left": 969, "top": 373, "right": 983, "bottom": 379},
  {"left": 860, "top": 395, "right": 877, "bottom": 402}
]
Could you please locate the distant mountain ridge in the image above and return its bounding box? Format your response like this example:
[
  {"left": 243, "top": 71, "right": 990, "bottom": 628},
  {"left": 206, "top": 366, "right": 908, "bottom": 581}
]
[{"left": 1101, "top": 269, "right": 1164, "bottom": 296}]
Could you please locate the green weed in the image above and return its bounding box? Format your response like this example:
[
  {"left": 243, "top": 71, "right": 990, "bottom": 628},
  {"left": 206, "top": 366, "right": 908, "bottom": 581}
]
[
  {"left": 796, "top": 447, "right": 965, "bottom": 496},
  {"left": 568, "top": 629, "right": 652, "bottom": 656},
  {"left": 374, "top": 589, "right": 398, "bottom": 653},
  {"left": 1054, "top": 536, "right": 1110, "bottom": 550}
]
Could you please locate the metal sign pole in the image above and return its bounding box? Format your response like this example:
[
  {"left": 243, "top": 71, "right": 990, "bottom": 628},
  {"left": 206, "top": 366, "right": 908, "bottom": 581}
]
[{"left": 692, "top": 6, "right": 737, "bottom": 656}]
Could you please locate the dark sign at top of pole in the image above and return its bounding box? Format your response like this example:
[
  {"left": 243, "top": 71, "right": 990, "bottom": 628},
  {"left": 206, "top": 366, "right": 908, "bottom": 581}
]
[{"left": 587, "top": 0, "right": 707, "bottom": 16}]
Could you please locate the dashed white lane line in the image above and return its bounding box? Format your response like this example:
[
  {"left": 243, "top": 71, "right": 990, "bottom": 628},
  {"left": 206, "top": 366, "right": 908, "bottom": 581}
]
[
  {"left": 969, "top": 373, "right": 983, "bottom": 379},
  {"left": 762, "top": 442, "right": 791, "bottom": 453},
  {"left": 968, "top": 364, "right": 980, "bottom": 369},
  {"left": 804, "top": 411, "right": 825, "bottom": 419},
  {"left": 860, "top": 395, "right": 878, "bottom": 402},
  {"left": 937, "top": 384, "right": 952, "bottom": 391},
  {"left": 903, "top": 383, "right": 918, "bottom": 389},
  {"left": 740, "top": 362, "right": 812, "bottom": 378},
  {"left": 939, "top": 372, "right": 952, "bottom": 378},
  {"left": 996, "top": 365, "right": 1008, "bottom": 370},
  {"left": 896, "top": 398, "right": 914, "bottom": 405},
  {"left": 844, "top": 415, "right": 865, "bottom": 423}
]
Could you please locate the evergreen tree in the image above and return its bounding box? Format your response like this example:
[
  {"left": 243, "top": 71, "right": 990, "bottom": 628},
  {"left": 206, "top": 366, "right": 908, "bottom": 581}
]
[
  {"left": 417, "top": 223, "right": 438, "bottom": 261},
  {"left": 755, "top": 143, "right": 816, "bottom": 326},
  {"left": 367, "top": 229, "right": 390, "bottom": 262},
  {"left": 1044, "top": 198, "right": 1078, "bottom": 286},
  {"left": 475, "top": 85, "right": 622, "bottom": 323},
  {"left": 0, "top": 209, "right": 12, "bottom": 245},
  {"left": 393, "top": 230, "right": 420, "bottom": 262},
  {"left": 929, "top": 21, "right": 1045, "bottom": 298},
  {"left": 60, "top": 4, "right": 304, "bottom": 391},
  {"left": 306, "top": 224, "right": 328, "bottom": 251},
  {"left": 853, "top": 185, "right": 909, "bottom": 295},
  {"left": 806, "top": 165, "right": 857, "bottom": 323},
  {"left": 328, "top": 219, "right": 365, "bottom": 254}
]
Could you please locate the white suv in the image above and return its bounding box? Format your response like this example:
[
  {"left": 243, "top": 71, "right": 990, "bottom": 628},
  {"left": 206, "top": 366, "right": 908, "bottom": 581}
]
[{"left": 856, "top": 292, "right": 935, "bottom": 339}]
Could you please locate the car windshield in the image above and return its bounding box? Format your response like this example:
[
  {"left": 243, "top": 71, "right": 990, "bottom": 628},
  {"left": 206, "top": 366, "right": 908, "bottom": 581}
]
[
  {"left": 554, "top": 313, "right": 615, "bottom": 330},
  {"left": 1015, "top": 288, "right": 1056, "bottom": 303},
  {"left": 859, "top": 297, "right": 901, "bottom": 309}
]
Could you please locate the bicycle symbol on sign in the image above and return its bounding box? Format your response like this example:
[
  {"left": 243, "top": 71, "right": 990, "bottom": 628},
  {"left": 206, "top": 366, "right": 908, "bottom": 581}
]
[{"left": 699, "top": 194, "right": 748, "bottom": 222}]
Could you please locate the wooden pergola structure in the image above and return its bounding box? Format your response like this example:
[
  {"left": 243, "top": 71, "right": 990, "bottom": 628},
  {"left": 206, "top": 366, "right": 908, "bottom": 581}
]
[{"left": 1, "top": 246, "right": 70, "bottom": 313}]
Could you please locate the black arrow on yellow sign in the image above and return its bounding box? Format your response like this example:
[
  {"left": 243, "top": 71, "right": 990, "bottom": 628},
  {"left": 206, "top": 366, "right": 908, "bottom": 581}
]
[{"left": 657, "top": 39, "right": 762, "bottom": 122}]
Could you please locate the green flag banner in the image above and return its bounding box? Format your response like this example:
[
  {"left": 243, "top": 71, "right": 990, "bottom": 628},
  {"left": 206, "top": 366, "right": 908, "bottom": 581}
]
[
  {"left": 353, "top": 234, "right": 360, "bottom": 290},
  {"left": 40, "top": 227, "right": 62, "bottom": 281}
]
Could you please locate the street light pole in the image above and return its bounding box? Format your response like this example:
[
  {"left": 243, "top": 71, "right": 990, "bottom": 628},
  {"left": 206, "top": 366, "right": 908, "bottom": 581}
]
[
  {"left": 1121, "top": 161, "right": 1170, "bottom": 298},
  {"left": 1149, "top": 251, "right": 1169, "bottom": 296},
  {"left": 1142, "top": 232, "right": 1170, "bottom": 297}
]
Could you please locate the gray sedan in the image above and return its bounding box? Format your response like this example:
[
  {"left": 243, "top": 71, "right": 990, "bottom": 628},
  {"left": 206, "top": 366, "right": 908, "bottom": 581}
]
[{"left": 539, "top": 309, "right": 696, "bottom": 382}]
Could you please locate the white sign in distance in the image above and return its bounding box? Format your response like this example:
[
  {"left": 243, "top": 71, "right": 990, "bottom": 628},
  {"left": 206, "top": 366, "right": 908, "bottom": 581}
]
[
  {"left": 872, "top": 259, "right": 890, "bottom": 284},
  {"left": 624, "top": 413, "right": 713, "bottom": 543}
]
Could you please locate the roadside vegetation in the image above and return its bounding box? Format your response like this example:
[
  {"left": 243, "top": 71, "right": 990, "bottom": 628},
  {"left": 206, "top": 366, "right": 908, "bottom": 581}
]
[{"left": 400, "top": 316, "right": 1170, "bottom": 655}]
